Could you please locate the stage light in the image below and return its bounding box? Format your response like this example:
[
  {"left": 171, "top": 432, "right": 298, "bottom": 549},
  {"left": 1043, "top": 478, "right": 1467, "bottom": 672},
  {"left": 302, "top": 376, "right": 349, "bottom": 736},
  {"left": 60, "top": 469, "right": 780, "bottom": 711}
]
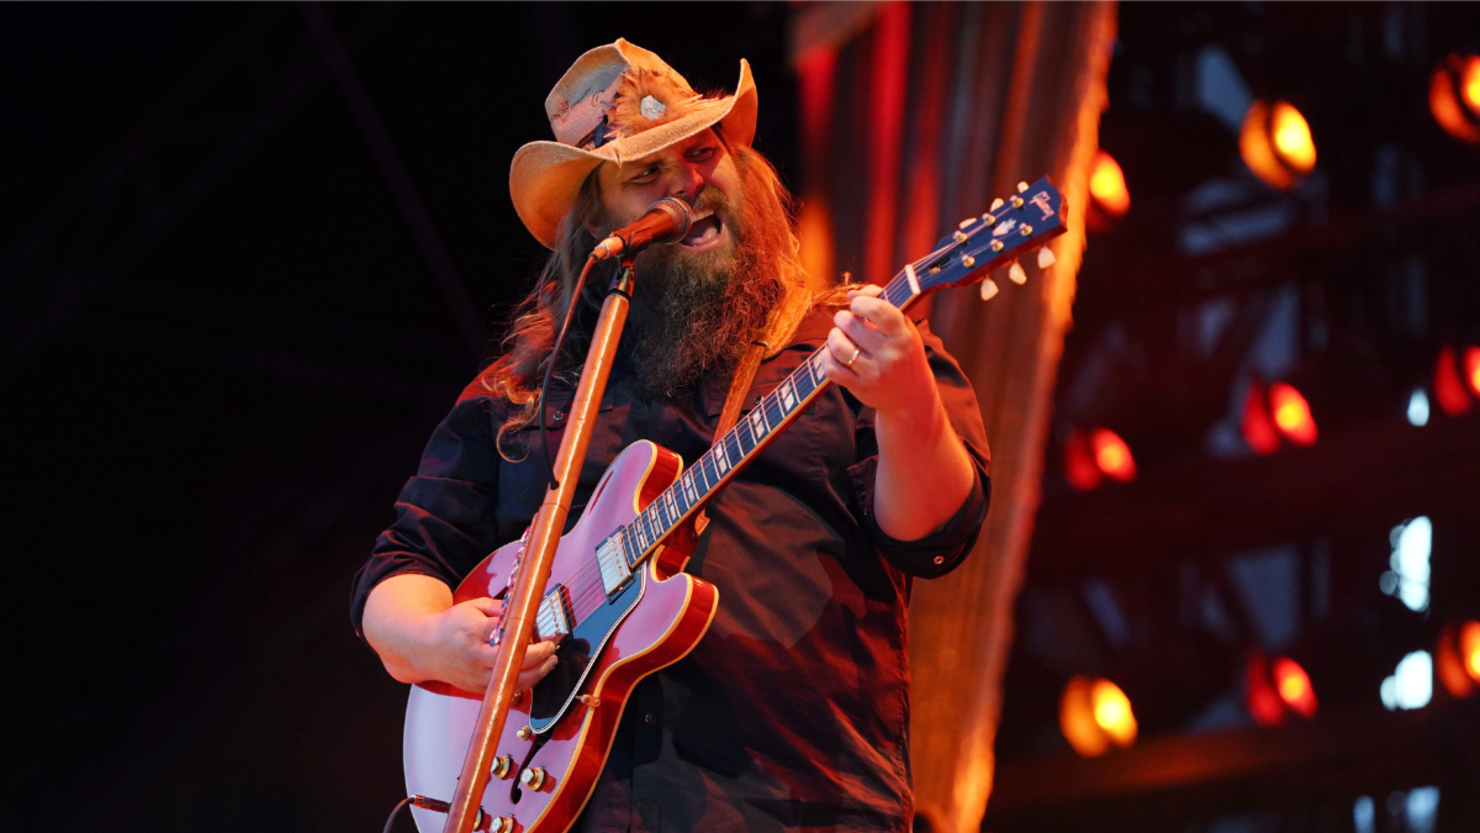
[
  {"left": 1245, "top": 652, "right": 1317, "bottom": 726},
  {"left": 1241, "top": 381, "right": 1281, "bottom": 456},
  {"left": 1241, "top": 100, "right": 1317, "bottom": 190},
  {"left": 1090, "top": 428, "right": 1136, "bottom": 482},
  {"left": 1429, "top": 53, "right": 1480, "bottom": 145},
  {"left": 1269, "top": 381, "right": 1317, "bottom": 446},
  {"left": 1272, "top": 657, "right": 1318, "bottom": 718},
  {"left": 1407, "top": 388, "right": 1430, "bottom": 426},
  {"left": 1087, "top": 150, "right": 1130, "bottom": 232},
  {"left": 1063, "top": 430, "right": 1102, "bottom": 491},
  {"left": 1436, "top": 621, "right": 1480, "bottom": 699},
  {"left": 1060, "top": 675, "right": 1137, "bottom": 757},
  {"left": 1242, "top": 380, "right": 1316, "bottom": 454},
  {"left": 1432, "top": 345, "right": 1476, "bottom": 417},
  {"left": 1381, "top": 651, "right": 1432, "bottom": 711}
]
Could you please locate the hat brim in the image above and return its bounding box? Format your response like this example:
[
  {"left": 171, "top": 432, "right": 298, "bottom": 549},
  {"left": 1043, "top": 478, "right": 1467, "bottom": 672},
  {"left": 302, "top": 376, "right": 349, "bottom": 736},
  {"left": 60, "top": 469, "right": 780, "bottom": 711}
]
[{"left": 510, "top": 58, "right": 758, "bottom": 249}]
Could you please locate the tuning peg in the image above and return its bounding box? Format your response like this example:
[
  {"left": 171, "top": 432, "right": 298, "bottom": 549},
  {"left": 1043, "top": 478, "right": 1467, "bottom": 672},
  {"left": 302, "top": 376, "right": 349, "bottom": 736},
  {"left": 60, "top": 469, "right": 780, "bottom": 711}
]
[
  {"left": 958, "top": 217, "right": 976, "bottom": 230},
  {"left": 990, "top": 198, "right": 1005, "bottom": 211},
  {"left": 1037, "top": 247, "right": 1057, "bottom": 269},
  {"left": 979, "top": 278, "right": 1000, "bottom": 301},
  {"left": 1017, "top": 181, "right": 1029, "bottom": 193},
  {"left": 1009, "top": 261, "right": 1027, "bottom": 285}
]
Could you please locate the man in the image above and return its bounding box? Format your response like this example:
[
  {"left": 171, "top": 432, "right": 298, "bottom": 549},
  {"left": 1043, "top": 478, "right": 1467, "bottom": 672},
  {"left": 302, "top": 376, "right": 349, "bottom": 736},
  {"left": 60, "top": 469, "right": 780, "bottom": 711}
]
[{"left": 352, "top": 39, "right": 990, "bottom": 832}]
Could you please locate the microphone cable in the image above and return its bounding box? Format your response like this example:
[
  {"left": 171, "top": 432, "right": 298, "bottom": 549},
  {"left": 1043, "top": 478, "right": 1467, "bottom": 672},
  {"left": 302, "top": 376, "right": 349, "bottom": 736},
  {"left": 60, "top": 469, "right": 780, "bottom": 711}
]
[{"left": 536, "top": 254, "right": 600, "bottom": 491}]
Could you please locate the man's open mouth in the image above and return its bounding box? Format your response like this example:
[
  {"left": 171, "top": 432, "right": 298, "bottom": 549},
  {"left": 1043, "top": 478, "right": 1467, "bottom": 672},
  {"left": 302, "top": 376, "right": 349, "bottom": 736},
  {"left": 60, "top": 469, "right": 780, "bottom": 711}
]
[{"left": 678, "top": 209, "right": 726, "bottom": 252}]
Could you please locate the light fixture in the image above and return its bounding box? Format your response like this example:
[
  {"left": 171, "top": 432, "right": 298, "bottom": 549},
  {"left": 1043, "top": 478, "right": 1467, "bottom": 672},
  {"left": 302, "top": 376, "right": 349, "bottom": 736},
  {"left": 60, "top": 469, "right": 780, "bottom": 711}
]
[
  {"left": 1432, "top": 344, "right": 1480, "bottom": 417},
  {"left": 1245, "top": 652, "right": 1318, "bottom": 726},
  {"left": 1430, "top": 53, "right": 1480, "bottom": 145},
  {"left": 1240, "top": 100, "right": 1317, "bottom": 189},
  {"left": 1437, "top": 620, "right": 1480, "bottom": 699},
  {"left": 1064, "top": 427, "right": 1137, "bottom": 490},
  {"left": 1242, "top": 379, "right": 1318, "bottom": 454},
  {"left": 1060, "top": 675, "right": 1138, "bottom": 757},
  {"left": 1087, "top": 150, "right": 1131, "bottom": 232}
]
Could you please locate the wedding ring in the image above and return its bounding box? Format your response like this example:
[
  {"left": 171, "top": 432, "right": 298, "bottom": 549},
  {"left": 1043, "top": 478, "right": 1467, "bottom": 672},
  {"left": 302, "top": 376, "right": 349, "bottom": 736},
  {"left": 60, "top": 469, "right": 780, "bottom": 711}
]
[{"left": 845, "top": 347, "right": 861, "bottom": 368}]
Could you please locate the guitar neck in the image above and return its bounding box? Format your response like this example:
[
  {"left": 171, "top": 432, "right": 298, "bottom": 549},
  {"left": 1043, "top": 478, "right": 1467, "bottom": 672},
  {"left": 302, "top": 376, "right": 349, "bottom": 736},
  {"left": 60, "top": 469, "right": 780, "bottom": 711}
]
[{"left": 610, "top": 269, "right": 929, "bottom": 571}]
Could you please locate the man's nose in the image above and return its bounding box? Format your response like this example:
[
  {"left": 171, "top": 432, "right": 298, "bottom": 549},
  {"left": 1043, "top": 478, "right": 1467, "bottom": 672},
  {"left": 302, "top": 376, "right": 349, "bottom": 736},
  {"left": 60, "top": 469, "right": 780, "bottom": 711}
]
[{"left": 665, "top": 162, "right": 705, "bottom": 202}]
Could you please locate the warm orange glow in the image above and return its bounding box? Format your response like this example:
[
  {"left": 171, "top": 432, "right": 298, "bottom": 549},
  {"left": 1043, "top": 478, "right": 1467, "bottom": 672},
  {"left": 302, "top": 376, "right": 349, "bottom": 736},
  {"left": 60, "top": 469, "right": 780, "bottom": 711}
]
[
  {"left": 1465, "top": 346, "right": 1480, "bottom": 398},
  {"left": 1241, "top": 100, "right": 1315, "bottom": 189},
  {"left": 1089, "top": 150, "right": 1131, "bottom": 217},
  {"left": 1060, "top": 676, "right": 1136, "bottom": 757},
  {"left": 1272, "top": 657, "right": 1318, "bottom": 718},
  {"left": 1241, "top": 382, "right": 1280, "bottom": 455},
  {"left": 1091, "top": 678, "right": 1138, "bottom": 746},
  {"left": 1430, "top": 54, "right": 1480, "bottom": 144},
  {"left": 1463, "top": 621, "right": 1480, "bottom": 682},
  {"left": 1463, "top": 56, "right": 1480, "bottom": 113},
  {"left": 1244, "top": 654, "right": 1286, "bottom": 727},
  {"left": 1434, "top": 345, "right": 1475, "bottom": 416},
  {"left": 1271, "top": 102, "right": 1316, "bottom": 173},
  {"left": 1090, "top": 428, "right": 1136, "bottom": 482},
  {"left": 1437, "top": 621, "right": 1479, "bottom": 699},
  {"left": 1269, "top": 382, "right": 1317, "bottom": 446}
]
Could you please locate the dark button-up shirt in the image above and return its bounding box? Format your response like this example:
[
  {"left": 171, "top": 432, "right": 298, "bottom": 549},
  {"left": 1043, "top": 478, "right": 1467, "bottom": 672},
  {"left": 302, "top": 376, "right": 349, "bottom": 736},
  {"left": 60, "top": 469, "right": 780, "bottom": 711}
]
[{"left": 351, "top": 309, "right": 990, "bottom": 832}]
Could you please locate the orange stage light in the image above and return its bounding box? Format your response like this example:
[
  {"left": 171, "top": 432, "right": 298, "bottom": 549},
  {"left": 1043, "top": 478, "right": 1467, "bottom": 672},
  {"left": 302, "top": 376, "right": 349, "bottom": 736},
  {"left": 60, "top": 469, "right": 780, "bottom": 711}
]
[
  {"left": 1088, "top": 150, "right": 1131, "bottom": 230},
  {"left": 1269, "top": 382, "right": 1317, "bottom": 446},
  {"left": 1437, "top": 621, "right": 1480, "bottom": 699},
  {"left": 1064, "top": 430, "right": 1102, "bottom": 491},
  {"left": 1090, "top": 428, "right": 1136, "bottom": 482},
  {"left": 1060, "top": 675, "right": 1137, "bottom": 757},
  {"left": 1246, "top": 653, "right": 1317, "bottom": 725},
  {"left": 1241, "top": 100, "right": 1317, "bottom": 190},
  {"left": 1433, "top": 345, "right": 1477, "bottom": 416},
  {"left": 1430, "top": 54, "right": 1480, "bottom": 145}
]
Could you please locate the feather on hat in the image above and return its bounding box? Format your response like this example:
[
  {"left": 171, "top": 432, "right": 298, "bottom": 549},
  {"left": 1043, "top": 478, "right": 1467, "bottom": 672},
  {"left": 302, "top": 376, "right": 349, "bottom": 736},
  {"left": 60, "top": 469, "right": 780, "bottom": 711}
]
[{"left": 509, "top": 39, "right": 758, "bottom": 248}]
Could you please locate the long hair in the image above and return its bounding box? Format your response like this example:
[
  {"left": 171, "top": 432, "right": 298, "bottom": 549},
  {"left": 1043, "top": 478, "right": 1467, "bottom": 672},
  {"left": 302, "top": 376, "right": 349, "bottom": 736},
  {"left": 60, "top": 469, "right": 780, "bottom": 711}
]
[{"left": 481, "top": 140, "right": 822, "bottom": 461}]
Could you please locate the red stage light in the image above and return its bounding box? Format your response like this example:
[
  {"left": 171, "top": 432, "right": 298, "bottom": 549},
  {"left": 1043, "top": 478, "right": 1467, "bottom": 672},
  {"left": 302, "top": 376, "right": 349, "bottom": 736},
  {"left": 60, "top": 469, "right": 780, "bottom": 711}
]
[
  {"left": 1465, "top": 346, "right": 1480, "bottom": 398},
  {"left": 1064, "top": 430, "right": 1102, "bottom": 491},
  {"left": 1246, "top": 653, "right": 1317, "bottom": 725},
  {"left": 1269, "top": 382, "right": 1317, "bottom": 446},
  {"left": 1433, "top": 345, "right": 1476, "bottom": 416},
  {"left": 1241, "top": 381, "right": 1281, "bottom": 455},
  {"left": 1090, "top": 428, "right": 1136, "bottom": 482},
  {"left": 1272, "top": 657, "right": 1318, "bottom": 718}
]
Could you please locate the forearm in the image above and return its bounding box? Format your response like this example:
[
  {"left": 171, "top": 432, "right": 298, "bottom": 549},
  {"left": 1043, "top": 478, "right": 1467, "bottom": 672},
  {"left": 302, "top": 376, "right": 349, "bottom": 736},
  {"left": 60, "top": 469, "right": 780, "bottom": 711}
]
[
  {"left": 872, "top": 392, "right": 976, "bottom": 541},
  {"left": 362, "top": 573, "right": 454, "bottom": 683}
]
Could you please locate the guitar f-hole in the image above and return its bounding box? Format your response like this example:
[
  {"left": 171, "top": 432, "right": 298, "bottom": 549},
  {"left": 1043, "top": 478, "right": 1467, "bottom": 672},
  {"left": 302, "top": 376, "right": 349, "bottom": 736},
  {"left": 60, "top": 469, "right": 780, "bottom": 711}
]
[{"left": 508, "top": 732, "right": 551, "bottom": 804}]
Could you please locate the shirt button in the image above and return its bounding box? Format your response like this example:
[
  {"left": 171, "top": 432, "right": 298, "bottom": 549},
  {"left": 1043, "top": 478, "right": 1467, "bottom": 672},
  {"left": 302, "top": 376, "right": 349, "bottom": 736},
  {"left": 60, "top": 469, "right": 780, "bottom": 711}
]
[
  {"left": 644, "top": 713, "right": 657, "bottom": 725},
  {"left": 553, "top": 410, "right": 566, "bottom": 421},
  {"left": 933, "top": 556, "right": 945, "bottom": 565}
]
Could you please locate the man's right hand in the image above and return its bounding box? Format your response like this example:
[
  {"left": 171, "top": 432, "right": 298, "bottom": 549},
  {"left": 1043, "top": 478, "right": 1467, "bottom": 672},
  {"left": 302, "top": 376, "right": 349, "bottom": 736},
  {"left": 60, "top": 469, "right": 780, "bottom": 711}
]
[{"left": 362, "top": 573, "right": 559, "bottom": 694}]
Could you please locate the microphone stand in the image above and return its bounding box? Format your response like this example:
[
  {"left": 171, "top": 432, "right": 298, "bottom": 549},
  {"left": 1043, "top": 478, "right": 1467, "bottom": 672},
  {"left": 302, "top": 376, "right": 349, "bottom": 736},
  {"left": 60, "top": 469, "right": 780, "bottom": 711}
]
[{"left": 442, "top": 255, "right": 637, "bottom": 833}]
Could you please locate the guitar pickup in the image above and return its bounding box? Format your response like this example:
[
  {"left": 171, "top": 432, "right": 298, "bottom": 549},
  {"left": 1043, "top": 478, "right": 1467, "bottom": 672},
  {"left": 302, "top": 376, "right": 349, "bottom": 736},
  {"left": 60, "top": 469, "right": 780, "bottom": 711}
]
[
  {"left": 595, "top": 533, "right": 633, "bottom": 595},
  {"left": 535, "top": 585, "right": 574, "bottom": 640}
]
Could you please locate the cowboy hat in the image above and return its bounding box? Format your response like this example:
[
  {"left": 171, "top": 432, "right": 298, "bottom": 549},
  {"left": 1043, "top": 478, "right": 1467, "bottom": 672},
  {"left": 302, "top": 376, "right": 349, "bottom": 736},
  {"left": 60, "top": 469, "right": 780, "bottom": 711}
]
[{"left": 509, "top": 38, "right": 758, "bottom": 249}]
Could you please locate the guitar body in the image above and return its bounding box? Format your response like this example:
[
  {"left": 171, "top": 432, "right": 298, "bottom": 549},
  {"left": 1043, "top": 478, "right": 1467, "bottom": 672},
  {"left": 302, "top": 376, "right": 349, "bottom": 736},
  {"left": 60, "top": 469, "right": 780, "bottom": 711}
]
[{"left": 404, "top": 440, "right": 718, "bottom": 833}]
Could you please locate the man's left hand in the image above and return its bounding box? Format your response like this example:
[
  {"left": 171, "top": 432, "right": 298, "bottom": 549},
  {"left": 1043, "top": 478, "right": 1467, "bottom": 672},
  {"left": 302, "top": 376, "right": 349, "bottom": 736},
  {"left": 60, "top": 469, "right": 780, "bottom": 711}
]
[{"left": 820, "top": 285, "right": 937, "bottom": 418}]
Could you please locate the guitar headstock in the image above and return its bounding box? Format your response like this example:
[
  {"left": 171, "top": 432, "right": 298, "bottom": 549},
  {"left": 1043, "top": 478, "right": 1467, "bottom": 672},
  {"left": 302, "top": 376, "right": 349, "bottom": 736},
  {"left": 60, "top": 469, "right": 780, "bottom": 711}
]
[{"left": 906, "top": 177, "right": 1067, "bottom": 299}]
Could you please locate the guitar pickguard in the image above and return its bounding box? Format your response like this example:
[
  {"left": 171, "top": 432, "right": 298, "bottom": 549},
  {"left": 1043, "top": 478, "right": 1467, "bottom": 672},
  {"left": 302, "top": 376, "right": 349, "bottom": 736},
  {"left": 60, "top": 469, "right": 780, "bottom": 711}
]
[{"left": 529, "top": 568, "right": 644, "bottom": 731}]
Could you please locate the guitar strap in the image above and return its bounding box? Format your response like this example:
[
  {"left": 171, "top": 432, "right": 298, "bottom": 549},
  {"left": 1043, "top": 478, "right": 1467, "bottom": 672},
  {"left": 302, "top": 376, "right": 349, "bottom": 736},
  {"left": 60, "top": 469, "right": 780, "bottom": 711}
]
[{"left": 687, "top": 280, "right": 811, "bottom": 537}]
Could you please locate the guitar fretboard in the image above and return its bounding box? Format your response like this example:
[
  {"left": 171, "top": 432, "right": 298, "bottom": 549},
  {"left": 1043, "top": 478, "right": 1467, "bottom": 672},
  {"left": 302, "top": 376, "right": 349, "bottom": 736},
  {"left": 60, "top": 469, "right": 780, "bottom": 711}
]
[{"left": 608, "top": 262, "right": 938, "bottom": 571}]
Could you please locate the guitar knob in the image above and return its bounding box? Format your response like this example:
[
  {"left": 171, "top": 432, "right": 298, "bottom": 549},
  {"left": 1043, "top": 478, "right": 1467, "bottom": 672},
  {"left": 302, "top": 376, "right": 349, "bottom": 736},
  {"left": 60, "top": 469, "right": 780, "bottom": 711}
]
[
  {"left": 521, "top": 766, "right": 548, "bottom": 790},
  {"left": 517, "top": 726, "right": 533, "bottom": 741},
  {"left": 490, "top": 816, "right": 515, "bottom": 833},
  {"left": 491, "top": 754, "right": 515, "bottom": 779}
]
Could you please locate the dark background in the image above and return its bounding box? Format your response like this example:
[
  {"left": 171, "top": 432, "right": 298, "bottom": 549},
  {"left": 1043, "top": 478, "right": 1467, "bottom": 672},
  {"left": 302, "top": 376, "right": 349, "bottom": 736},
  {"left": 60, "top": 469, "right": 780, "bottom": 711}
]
[{"left": 1, "top": 5, "right": 792, "bottom": 832}]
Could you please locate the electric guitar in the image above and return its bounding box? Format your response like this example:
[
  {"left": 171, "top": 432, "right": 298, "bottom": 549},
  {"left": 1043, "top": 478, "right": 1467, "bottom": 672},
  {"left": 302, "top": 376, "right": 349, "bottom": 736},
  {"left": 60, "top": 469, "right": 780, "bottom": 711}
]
[{"left": 403, "top": 178, "right": 1067, "bottom": 833}]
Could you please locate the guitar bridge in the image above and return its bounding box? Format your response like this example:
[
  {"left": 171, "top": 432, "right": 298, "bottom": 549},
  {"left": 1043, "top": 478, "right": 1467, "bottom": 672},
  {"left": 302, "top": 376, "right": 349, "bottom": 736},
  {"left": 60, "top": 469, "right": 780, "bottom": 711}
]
[{"left": 535, "top": 585, "right": 574, "bottom": 640}]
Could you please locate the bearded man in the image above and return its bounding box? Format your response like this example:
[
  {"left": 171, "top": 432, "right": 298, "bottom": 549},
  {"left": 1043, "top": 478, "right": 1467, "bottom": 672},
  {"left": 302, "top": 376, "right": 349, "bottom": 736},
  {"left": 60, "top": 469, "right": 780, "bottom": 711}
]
[{"left": 352, "top": 39, "right": 990, "bottom": 833}]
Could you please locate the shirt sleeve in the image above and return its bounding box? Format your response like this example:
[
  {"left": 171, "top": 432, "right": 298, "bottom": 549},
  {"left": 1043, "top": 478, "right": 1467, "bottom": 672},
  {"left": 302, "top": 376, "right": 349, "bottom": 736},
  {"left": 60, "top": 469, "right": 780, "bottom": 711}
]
[
  {"left": 846, "top": 319, "right": 991, "bottom": 579},
  {"left": 349, "top": 379, "right": 505, "bottom": 638}
]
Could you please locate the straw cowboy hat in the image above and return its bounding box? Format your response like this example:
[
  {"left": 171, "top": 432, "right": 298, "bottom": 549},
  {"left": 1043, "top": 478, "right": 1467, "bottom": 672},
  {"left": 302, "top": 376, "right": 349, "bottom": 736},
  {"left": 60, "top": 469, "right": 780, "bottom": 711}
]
[{"left": 509, "top": 38, "right": 758, "bottom": 249}]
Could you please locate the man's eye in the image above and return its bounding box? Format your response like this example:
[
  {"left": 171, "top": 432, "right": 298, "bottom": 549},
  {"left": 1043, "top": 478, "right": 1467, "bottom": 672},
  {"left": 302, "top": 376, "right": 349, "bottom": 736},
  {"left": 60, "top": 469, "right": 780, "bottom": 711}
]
[
  {"left": 628, "top": 167, "right": 659, "bottom": 184},
  {"left": 687, "top": 147, "right": 715, "bottom": 162}
]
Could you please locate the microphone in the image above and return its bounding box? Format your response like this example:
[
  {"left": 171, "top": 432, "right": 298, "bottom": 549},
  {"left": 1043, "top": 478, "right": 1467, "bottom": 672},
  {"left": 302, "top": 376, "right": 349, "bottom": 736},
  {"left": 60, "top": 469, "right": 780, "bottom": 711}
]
[{"left": 590, "top": 197, "right": 693, "bottom": 261}]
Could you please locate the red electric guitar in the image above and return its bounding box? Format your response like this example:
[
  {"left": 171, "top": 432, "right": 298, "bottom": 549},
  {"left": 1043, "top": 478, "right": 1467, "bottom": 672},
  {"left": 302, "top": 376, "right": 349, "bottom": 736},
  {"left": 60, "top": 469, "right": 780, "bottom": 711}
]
[{"left": 403, "top": 179, "right": 1067, "bottom": 833}]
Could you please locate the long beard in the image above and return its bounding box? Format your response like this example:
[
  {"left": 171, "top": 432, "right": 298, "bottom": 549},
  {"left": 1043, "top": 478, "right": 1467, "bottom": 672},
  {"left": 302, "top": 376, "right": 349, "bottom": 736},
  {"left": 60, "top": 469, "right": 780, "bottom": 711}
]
[{"left": 619, "top": 164, "right": 789, "bottom": 397}]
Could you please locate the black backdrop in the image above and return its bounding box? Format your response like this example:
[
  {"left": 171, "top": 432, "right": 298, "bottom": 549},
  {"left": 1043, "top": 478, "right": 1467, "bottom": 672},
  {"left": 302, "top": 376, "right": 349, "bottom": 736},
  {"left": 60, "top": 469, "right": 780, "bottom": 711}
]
[{"left": 0, "top": 5, "right": 793, "bottom": 832}]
